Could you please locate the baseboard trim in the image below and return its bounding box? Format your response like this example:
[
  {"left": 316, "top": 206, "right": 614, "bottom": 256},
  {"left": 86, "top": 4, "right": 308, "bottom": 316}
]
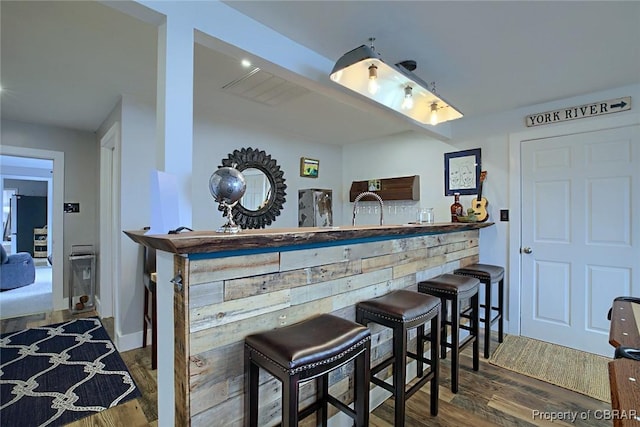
[{"left": 113, "top": 329, "right": 145, "bottom": 353}]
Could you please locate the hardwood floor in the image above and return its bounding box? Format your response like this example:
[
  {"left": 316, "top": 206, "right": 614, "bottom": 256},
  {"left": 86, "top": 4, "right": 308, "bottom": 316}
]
[{"left": 1, "top": 310, "right": 610, "bottom": 426}]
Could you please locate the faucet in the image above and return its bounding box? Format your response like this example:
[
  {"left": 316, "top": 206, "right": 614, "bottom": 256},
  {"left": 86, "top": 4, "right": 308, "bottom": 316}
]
[{"left": 352, "top": 191, "right": 384, "bottom": 226}]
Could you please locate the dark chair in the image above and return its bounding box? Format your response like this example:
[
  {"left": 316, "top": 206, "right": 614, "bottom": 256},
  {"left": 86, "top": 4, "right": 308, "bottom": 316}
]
[
  {"left": 454, "top": 263, "right": 505, "bottom": 358},
  {"left": 244, "top": 314, "right": 371, "bottom": 426},
  {"left": 356, "top": 290, "right": 440, "bottom": 426},
  {"left": 142, "top": 245, "right": 157, "bottom": 370},
  {"left": 418, "top": 274, "right": 480, "bottom": 393},
  {"left": 0, "top": 245, "right": 36, "bottom": 291}
]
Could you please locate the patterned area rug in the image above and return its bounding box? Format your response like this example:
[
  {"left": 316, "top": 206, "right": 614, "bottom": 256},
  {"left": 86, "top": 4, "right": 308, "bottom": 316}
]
[
  {"left": 0, "top": 317, "right": 141, "bottom": 426},
  {"left": 489, "top": 334, "right": 611, "bottom": 403}
]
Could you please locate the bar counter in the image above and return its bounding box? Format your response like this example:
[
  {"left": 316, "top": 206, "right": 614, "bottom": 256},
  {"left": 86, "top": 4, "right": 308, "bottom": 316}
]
[{"left": 125, "top": 222, "right": 492, "bottom": 426}]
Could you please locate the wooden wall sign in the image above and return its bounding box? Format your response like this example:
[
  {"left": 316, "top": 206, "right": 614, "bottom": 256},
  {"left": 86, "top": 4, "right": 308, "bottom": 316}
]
[{"left": 525, "top": 96, "right": 631, "bottom": 127}]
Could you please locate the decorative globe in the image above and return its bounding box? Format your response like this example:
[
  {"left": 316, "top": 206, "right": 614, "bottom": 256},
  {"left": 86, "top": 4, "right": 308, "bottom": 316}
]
[{"left": 209, "top": 166, "right": 246, "bottom": 205}]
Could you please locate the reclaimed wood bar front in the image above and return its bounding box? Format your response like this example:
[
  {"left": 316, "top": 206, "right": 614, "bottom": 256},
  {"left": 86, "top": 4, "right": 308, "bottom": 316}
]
[{"left": 125, "top": 223, "right": 493, "bottom": 426}]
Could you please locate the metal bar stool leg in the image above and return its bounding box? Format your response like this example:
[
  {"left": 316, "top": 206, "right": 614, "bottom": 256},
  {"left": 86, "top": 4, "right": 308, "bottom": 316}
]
[
  {"left": 451, "top": 295, "right": 461, "bottom": 393},
  {"left": 244, "top": 348, "right": 259, "bottom": 427},
  {"left": 282, "top": 374, "right": 299, "bottom": 426},
  {"left": 317, "top": 374, "right": 328, "bottom": 426},
  {"left": 151, "top": 288, "right": 157, "bottom": 370},
  {"left": 472, "top": 292, "right": 480, "bottom": 371},
  {"left": 483, "top": 278, "right": 492, "bottom": 359},
  {"left": 430, "top": 313, "right": 440, "bottom": 415},
  {"left": 393, "top": 324, "right": 408, "bottom": 427},
  {"left": 440, "top": 298, "right": 448, "bottom": 359},
  {"left": 498, "top": 278, "right": 505, "bottom": 343},
  {"left": 416, "top": 324, "right": 425, "bottom": 377},
  {"left": 354, "top": 346, "right": 370, "bottom": 427},
  {"left": 142, "top": 287, "right": 149, "bottom": 348}
]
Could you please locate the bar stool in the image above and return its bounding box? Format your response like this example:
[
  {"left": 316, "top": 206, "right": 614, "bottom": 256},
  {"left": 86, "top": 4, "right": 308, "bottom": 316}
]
[
  {"left": 418, "top": 274, "right": 480, "bottom": 393},
  {"left": 454, "top": 263, "right": 505, "bottom": 358},
  {"left": 142, "top": 245, "right": 157, "bottom": 370},
  {"left": 244, "top": 314, "right": 371, "bottom": 427},
  {"left": 356, "top": 290, "right": 440, "bottom": 427}
]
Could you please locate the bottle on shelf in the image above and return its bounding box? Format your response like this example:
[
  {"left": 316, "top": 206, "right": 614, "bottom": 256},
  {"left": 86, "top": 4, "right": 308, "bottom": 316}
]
[{"left": 450, "top": 192, "right": 463, "bottom": 222}]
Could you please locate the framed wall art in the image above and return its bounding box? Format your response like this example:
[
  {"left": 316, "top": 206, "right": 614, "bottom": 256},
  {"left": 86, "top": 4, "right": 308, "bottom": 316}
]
[
  {"left": 300, "top": 157, "right": 319, "bottom": 178},
  {"left": 444, "top": 148, "right": 481, "bottom": 196}
]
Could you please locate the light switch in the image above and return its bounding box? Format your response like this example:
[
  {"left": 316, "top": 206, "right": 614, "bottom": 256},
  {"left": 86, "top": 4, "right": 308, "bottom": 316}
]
[{"left": 64, "top": 203, "right": 80, "bottom": 213}]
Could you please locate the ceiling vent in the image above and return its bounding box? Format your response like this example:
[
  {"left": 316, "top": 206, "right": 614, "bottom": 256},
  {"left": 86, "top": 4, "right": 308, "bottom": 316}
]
[{"left": 221, "top": 67, "right": 309, "bottom": 106}]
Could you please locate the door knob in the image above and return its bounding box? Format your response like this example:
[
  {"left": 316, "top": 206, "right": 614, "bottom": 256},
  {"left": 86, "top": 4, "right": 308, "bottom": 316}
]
[{"left": 521, "top": 247, "right": 533, "bottom": 254}]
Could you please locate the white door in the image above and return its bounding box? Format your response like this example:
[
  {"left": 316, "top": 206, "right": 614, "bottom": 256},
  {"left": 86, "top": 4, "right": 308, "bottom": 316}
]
[{"left": 521, "top": 125, "right": 640, "bottom": 356}]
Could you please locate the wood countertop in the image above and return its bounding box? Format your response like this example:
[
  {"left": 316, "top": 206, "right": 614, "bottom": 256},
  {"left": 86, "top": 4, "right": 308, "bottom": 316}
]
[
  {"left": 124, "top": 222, "right": 493, "bottom": 256},
  {"left": 609, "top": 298, "right": 640, "bottom": 349}
]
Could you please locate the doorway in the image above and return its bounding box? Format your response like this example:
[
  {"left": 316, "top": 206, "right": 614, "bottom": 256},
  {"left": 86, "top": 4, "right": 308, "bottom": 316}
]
[
  {"left": 0, "top": 147, "right": 65, "bottom": 316},
  {"left": 98, "top": 122, "right": 120, "bottom": 319},
  {"left": 0, "top": 171, "right": 52, "bottom": 319},
  {"left": 520, "top": 125, "right": 639, "bottom": 356},
  {"left": 508, "top": 115, "right": 640, "bottom": 357}
]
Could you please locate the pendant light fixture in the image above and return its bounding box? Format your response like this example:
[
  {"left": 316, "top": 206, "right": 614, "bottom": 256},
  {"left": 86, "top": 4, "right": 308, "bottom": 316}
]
[
  {"left": 330, "top": 38, "right": 463, "bottom": 126},
  {"left": 367, "top": 64, "right": 379, "bottom": 95},
  {"left": 430, "top": 102, "right": 439, "bottom": 126},
  {"left": 401, "top": 86, "right": 414, "bottom": 110}
]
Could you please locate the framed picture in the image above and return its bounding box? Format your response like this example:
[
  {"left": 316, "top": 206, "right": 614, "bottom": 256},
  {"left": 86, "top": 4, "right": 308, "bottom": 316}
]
[
  {"left": 444, "top": 148, "right": 481, "bottom": 196},
  {"left": 300, "top": 157, "right": 319, "bottom": 178}
]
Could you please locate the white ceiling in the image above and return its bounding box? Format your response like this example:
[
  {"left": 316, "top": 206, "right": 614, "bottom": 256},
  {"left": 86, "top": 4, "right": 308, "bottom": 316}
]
[{"left": 1, "top": 1, "right": 639, "bottom": 145}]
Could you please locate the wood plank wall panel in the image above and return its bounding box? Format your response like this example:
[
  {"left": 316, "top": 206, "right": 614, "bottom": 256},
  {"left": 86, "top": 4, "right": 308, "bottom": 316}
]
[
  {"left": 189, "top": 252, "right": 279, "bottom": 285},
  {"left": 173, "top": 255, "right": 190, "bottom": 427},
  {"left": 177, "top": 230, "right": 480, "bottom": 426}
]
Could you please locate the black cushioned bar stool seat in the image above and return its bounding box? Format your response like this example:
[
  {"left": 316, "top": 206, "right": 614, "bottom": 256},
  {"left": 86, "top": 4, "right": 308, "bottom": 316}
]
[
  {"left": 418, "top": 274, "right": 480, "bottom": 393},
  {"left": 245, "top": 313, "right": 371, "bottom": 427},
  {"left": 356, "top": 290, "right": 441, "bottom": 427},
  {"left": 454, "top": 263, "right": 505, "bottom": 358}
]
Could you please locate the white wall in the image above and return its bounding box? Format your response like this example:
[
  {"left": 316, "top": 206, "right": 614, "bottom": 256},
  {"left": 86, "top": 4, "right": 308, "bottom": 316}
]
[
  {"left": 342, "top": 131, "right": 457, "bottom": 226},
  {"left": 118, "top": 95, "right": 157, "bottom": 339},
  {"left": 97, "top": 95, "right": 157, "bottom": 347}
]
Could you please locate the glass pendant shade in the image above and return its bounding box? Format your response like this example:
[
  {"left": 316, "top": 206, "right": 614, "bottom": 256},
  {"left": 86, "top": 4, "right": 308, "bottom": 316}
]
[
  {"left": 401, "top": 86, "right": 414, "bottom": 110},
  {"left": 330, "top": 44, "right": 463, "bottom": 125},
  {"left": 430, "top": 102, "right": 439, "bottom": 125}
]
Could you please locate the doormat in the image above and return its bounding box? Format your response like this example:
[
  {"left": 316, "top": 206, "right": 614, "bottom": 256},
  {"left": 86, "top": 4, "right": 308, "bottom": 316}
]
[
  {"left": 489, "top": 334, "right": 610, "bottom": 403},
  {"left": 0, "top": 317, "right": 141, "bottom": 426}
]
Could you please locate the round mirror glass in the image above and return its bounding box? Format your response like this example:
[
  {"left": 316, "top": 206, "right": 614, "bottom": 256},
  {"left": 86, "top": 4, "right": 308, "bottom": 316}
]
[{"left": 240, "top": 168, "right": 272, "bottom": 211}]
